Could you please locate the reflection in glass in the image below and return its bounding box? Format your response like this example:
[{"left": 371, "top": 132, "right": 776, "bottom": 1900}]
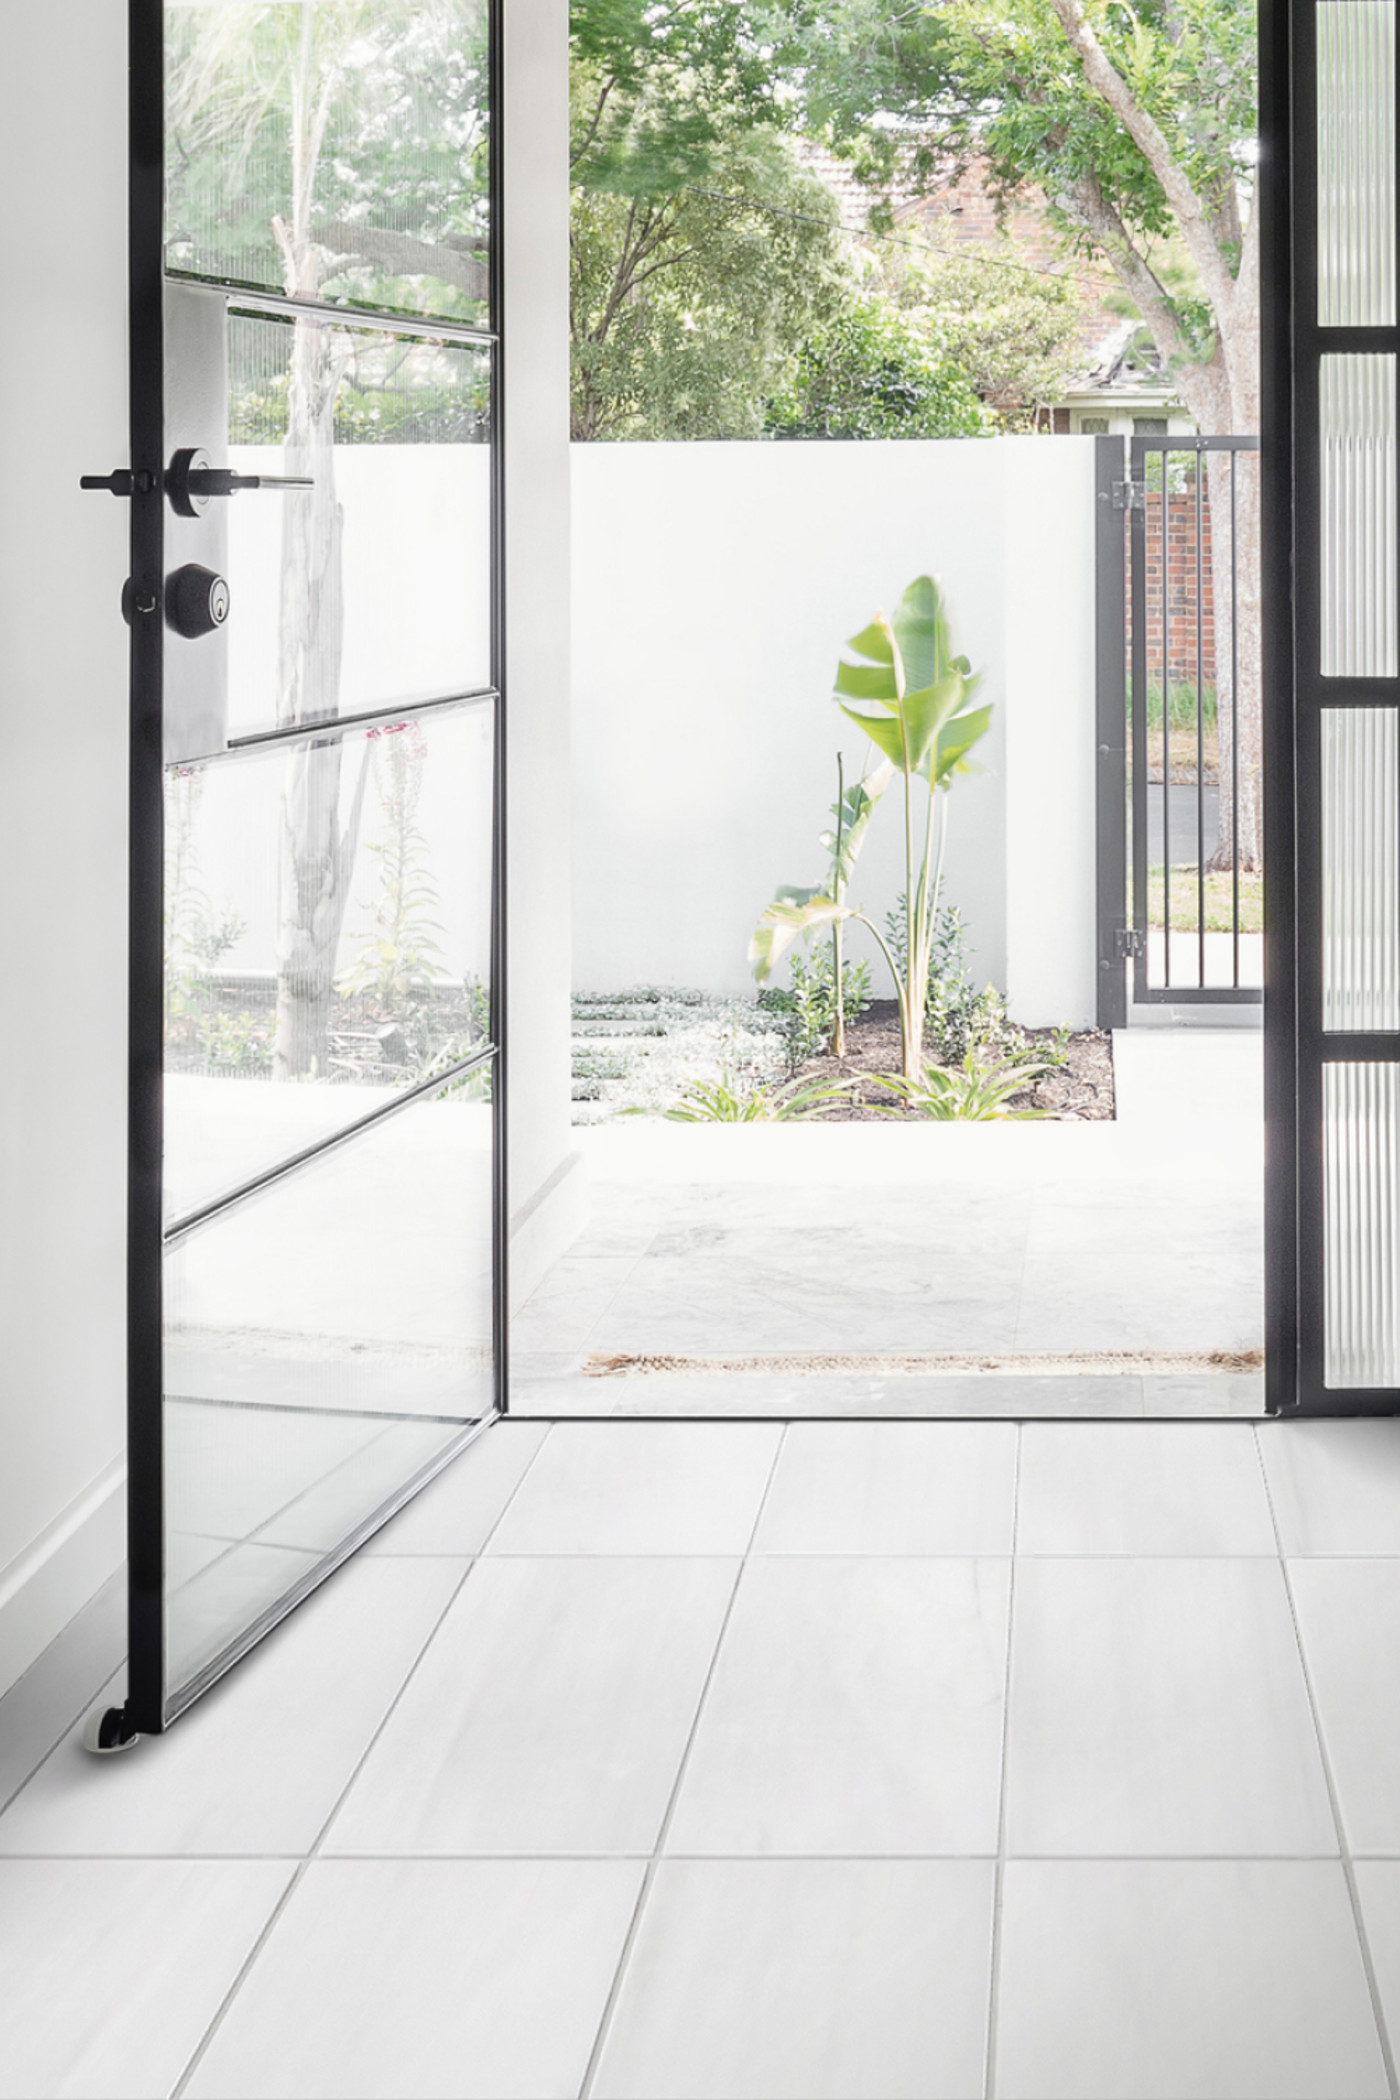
[
  {"left": 1318, "top": 1, "right": 1397, "bottom": 327},
  {"left": 164, "top": 701, "right": 495, "bottom": 1221},
  {"left": 1323, "top": 709, "right": 1400, "bottom": 1030},
  {"left": 1321, "top": 355, "right": 1399, "bottom": 677},
  {"left": 163, "top": 1070, "right": 494, "bottom": 1696},
  {"left": 221, "top": 312, "right": 492, "bottom": 741},
  {"left": 165, "top": 0, "right": 491, "bottom": 327},
  {"left": 1324, "top": 1062, "right": 1400, "bottom": 1385}
]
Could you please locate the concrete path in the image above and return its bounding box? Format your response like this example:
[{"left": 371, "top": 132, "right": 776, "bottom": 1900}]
[{"left": 511, "top": 1030, "right": 1265, "bottom": 1419}]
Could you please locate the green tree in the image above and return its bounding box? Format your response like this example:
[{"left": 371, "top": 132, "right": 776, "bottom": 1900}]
[
  {"left": 877, "top": 240, "right": 1083, "bottom": 432},
  {"left": 571, "top": 124, "right": 848, "bottom": 440},
  {"left": 765, "top": 296, "right": 990, "bottom": 439}
]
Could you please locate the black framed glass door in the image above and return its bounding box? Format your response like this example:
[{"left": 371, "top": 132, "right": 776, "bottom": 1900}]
[
  {"left": 1267, "top": 0, "right": 1400, "bottom": 1412},
  {"left": 97, "top": 0, "right": 503, "bottom": 1743}
]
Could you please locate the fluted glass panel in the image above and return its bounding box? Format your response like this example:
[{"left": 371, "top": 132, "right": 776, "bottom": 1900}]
[
  {"left": 1321, "top": 355, "right": 1399, "bottom": 676},
  {"left": 1325, "top": 1063, "right": 1400, "bottom": 1384},
  {"left": 1318, "top": 1, "right": 1397, "bottom": 326},
  {"left": 1323, "top": 709, "right": 1400, "bottom": 1028}
]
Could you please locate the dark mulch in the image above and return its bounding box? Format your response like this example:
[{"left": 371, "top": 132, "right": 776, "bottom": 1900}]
[{"left": 794, "top": 1000, "right": 1116, "bottom": 1121}]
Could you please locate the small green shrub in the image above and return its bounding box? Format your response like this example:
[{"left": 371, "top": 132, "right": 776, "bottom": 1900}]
[
  {"left": 656, "top": 1072, "right": 854, "bottom": 1122},
  {"left": 759, "top": 947, "right": 872, "bottom": 1073},
  {"left": 868, "top": 1050, "right": 1055, "bottom": 1121}
]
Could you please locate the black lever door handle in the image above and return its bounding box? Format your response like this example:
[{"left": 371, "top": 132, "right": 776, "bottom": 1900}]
[
  {"left": 167, "top": 447, "right": 314, "bottom": 518},
  {"left": 79, "top": 469, "right": 157, "bottom": 496}
]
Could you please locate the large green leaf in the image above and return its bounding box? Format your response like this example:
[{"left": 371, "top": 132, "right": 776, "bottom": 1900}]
[
  {"left": 820, "top": 759, "right": 893, "bottom": 892},
  {"left": 845, "top": 618, "right": 894, "bottom": 665},
  {"left": 837, "top": 703, "right": 908, "bottom": 766},
  {"left": 929, "top": 702, "right": 993, "bottom": 787},
  {"left": 899, "top": 671, "right": 966, "bottom": 774},
  {"left": 834, "top": 659, "right": 897, "bottom": 704},
  {"left": 748, "top": 892, "right": 851, "bottom": 980},
  {"left": 890, "top": 576, "right": 952, "bottom": 697}
]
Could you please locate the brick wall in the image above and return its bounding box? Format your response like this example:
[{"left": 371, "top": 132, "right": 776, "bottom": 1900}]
[{"left": 1127, "top": 485, "right": 1218, "bottom": 687}]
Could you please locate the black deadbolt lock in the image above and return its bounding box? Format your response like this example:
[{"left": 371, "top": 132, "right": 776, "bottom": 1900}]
[{"left": 166, "top": 564, "right": 230, "bottom": 639}]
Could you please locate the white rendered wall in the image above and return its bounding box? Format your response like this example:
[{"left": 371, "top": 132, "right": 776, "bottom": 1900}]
[
  {"left": 0, "top": 0, "right": 130, "bottom": 1695},
  {"left": 570, "top": 438, "right": 1097, "bottom": 1027},
  {"left": 502, "top": 0, "right": 585, "bottom": 1301}
]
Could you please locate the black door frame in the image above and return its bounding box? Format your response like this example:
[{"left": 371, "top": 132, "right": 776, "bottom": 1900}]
[{"left": 111, "top": 0, "right": 508, "bottom": 1739}]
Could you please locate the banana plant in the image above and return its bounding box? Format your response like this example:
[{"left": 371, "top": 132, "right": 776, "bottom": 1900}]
[{"left": 750, "top": 576, "right": 990, "bottom": 1077}]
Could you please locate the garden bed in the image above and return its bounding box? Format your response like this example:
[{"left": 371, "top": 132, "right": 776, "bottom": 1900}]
[{"left": 792, "top": 1001, "right": 1115, "bottom": 1121}]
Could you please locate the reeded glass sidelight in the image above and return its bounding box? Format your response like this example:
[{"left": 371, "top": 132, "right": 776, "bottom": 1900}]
[
  {"left": 1318, "top": 0, "right": 1397, "bottom": 326},
  {"left": 1320, "top": 354, "right": 1398, "bottom": 677},
  {"left": 1324, "top": 1063, "right": 1400, "bottom": 1384},
  {"left": 1322, "top": 708, "right": 1400, "bottom": 1028}
]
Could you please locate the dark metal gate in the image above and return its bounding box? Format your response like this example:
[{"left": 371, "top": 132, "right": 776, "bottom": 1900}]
[{"left": 1096, "top": 430, "right": 1263, "bottom": 1025}]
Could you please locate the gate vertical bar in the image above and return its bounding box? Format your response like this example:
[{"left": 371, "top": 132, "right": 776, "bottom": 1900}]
[
  {"left": 1130, "top": 441, "right": 1151, "bottom": 1004},
  {"left": 1095, "top": 433, "right": 1129, "bottom": 1029}
]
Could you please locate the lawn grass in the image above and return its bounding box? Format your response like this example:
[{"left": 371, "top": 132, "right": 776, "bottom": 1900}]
[{"left": 1143, "top": 864, "right": 1263, "bottom": 932}]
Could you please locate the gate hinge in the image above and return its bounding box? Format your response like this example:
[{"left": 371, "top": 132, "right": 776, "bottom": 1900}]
[
  {"left": 1114, "top": 927, "right": 1146, "bottom": 959},
  {"left": 1112, "top": 480, "right": 1146, "bottom": 512}
]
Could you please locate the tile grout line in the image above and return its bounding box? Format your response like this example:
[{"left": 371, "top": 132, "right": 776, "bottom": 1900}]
[
  {"left": 167, "top": 1425, "right": 557, "bottom": 2100},
  {"left": 982, "top": 1419, "right": 1023, "bottom": 2100},
  {"left": 1251, "top": 1422, "right": 1400, "bottom": 2100},
  {"left": 574, "top": 1421, "right": 791, "bottom": 2100}
]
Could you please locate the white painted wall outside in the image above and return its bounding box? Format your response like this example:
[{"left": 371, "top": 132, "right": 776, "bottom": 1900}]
[{"left": 571, "top": 438, "right": 1098, "bottom": 1030}]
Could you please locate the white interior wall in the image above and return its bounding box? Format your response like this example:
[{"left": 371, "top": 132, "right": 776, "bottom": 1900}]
[
  {"left": 0, "top": 0, "right": 130, "bottom": 1697},
  {"left": 570, "top": 439, "right": 1097, "bottom": 1027}
]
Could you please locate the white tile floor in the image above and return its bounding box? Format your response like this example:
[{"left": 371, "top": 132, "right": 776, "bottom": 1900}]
[{"left": 5, "top": 1415, "right": 1400, "bottom": 2097}]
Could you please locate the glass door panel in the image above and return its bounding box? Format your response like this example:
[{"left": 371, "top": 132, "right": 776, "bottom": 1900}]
[
  {"left": 165, "top": 0, "right": 491, "bottom": 326},
  {"left": 106, "top": 0, "right": 501, "bottom": 1742},
  {"left": 164, "top": 699, "right": 496, "bottom": 1221}
]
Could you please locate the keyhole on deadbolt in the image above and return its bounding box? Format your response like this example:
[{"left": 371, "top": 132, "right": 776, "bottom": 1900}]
[{"left": 166, "top": 563, "right": 230, "bottom": 639}]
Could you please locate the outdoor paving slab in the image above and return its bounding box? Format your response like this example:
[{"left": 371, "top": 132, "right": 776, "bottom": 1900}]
[
  {"left": 1003, "top": 1558, "right": 1336, "bottom": 1856},
  {"left": 666, "top": 1557, "right": 1009, "bottom": 1855},
  {"left": 994, "top": 1861, "right": 1385, "bottom": 2100},
  {"left": 186, "top": 1859, "right": 643, "bottom": 2100},
  {"left": 591, "top": 1859, "right": 993, "bottom": 2100},
  {"left": 0, "top": 1859, "right": 293, "bottom": 2100}
]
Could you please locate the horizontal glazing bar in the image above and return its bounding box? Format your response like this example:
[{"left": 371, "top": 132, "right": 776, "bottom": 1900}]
[
  {"left": 221, "top": 686, "right": 498, "bottom": 760},
  {"left": 181, "top": 279, "right": 498, "bottom": 346},
  {"left": 1321, "top": 1035, "right": 1400, "bottom": 1056},
  {"left": 164, "top": 1044, "right": 496, "bottom": 1246}
]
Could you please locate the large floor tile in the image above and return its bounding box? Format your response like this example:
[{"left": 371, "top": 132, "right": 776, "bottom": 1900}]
[
  {"left": 1289, "top": 1559, "right": 1400, "bottom": 1853},
  {"left": 666, "top": 1558, "right": 1008, "bottom": 1855},
  {"left": 1352, "top": 1863, "right": 1400, "bottom": 2064},
  {"left": 751, "top": 1422, "right": 1016, "bottom": 1554},
  {"left": 325, "top": 1556, "right": 736, "bottom": 1854},
  {"left": 1260, "top": 1421, "right": 1400, "bottom": 1554},
  {"left": 187, "top": 1859, "right": 642, "bottom": 2100},
  {"left": 0, "top": 1558, "right": 463, "bottom": 1856},
  {"left": 485, "top": 1423, "right": 781, "bottom": 1554},
  {"left": 994, "top": 1860, "right": 1386, "bottom": 2099},
  {"left": 0, "top": 1858, "right": 292, "bottom": 2100},
  {"left": 591, "top": 1858, "right": 992, "bottom": 2100},
  {"left": 1017, "top": 1424, "right": 1276, "bottom": 1554},
  {"left": 365, "top": 1421, "right": 551, "bottom": 1554},
  {"left": 1004, "top": 1558, "right": 1336, "bottom": 1854}
]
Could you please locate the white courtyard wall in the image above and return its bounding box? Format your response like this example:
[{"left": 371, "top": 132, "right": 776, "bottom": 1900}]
[{"left": 570, "top": 437, "right": 1098, "bottom": 1029}]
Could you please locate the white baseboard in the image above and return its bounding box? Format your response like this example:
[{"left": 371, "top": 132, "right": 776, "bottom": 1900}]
[
  {"left": 509, "top": 1147, "right": 590, "bottom": 1314},
  {"left": 0, "top": 1458, "right": 126, "bottom": 1703}
]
